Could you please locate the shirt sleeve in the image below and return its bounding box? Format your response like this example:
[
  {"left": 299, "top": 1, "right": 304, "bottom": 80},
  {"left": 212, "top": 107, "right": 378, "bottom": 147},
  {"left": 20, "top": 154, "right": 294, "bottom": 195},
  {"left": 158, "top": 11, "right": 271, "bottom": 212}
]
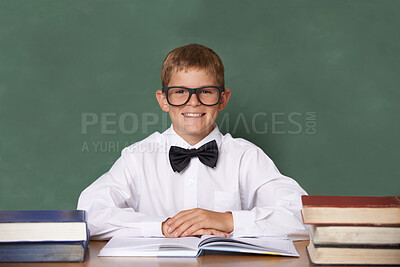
[
  {"left": 230, "top": 146, "right": 309, "bottom": 240},
  {"left": 77, "top": 149, "right": 166, "bottom": 240}
]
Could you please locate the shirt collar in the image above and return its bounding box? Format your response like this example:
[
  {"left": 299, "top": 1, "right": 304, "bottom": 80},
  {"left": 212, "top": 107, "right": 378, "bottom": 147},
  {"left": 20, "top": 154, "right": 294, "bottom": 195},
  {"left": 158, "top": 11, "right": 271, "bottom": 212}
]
[{"left": 163, "top": 124, "right": 222, "bottom": 150}]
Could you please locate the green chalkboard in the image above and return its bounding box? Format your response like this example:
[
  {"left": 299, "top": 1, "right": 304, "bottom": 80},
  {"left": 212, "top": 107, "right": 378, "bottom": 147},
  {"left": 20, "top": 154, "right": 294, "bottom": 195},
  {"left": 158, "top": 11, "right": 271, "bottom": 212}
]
[{"left": 1, "top": 0, "right": 399, "bottom": 210}]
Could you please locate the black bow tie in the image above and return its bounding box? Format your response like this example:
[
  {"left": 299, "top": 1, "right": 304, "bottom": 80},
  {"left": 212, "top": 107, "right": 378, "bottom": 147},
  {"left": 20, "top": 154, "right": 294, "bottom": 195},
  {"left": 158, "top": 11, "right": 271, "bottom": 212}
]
[{"left": 169, "top": 140, "right": 218, "bottom": 173}]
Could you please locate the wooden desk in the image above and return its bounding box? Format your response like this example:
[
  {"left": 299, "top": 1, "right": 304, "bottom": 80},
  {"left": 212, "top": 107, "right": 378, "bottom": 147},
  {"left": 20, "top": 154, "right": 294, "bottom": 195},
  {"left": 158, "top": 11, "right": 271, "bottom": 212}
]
[
  {"left": 83, "top": 240, "right": 311, "bottom": 267},
  {"left": 0, "top": 241, "right": 395, "bottom": 267}
]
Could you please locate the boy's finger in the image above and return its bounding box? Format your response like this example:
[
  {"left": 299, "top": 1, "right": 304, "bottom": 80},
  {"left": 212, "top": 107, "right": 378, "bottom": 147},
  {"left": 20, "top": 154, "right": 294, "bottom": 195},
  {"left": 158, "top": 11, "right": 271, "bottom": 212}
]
[
  {"left": 208, "top": 229, "right": 223, "bottom": 236},
  {"left": 174, "top": 219, "right": 204, "bottom": 237},
  {"left": 184, "top": 221, "right": 226, "bottom": 237},
  {"left": 209, "top": 229, "right": 230, "bottom": 237},
  {"left": 167, "top": 209, "right": 196, "bottom": 225},
  {"left": 162, "top": 219, "right": 176, "bottom": 238},
  {"left": 191, "top": 229, "right": 211, "bottom": 236},
  {"left": 167, "top": 212, "right": 200, "bottom": 233},
  {"left": 191, "top": 228, "right": 229, "bottom": 237},
  {"left": 167, "top": 215, "right": 194, "bottom": 234},
  {"left": 184, "top": 223, "right": 220, "bottom": 237}
]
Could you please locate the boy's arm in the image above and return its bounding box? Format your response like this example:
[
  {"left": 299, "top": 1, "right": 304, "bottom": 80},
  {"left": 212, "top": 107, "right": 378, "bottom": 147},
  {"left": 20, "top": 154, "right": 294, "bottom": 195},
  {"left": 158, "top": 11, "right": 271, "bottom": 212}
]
[
  {"left": 164, "top": 147, "right": 308, "bottom": 240},
  {"left": 229, "top": 147, "right": 309, "bottom": 240},
  {"left": 77, "top": 154, "right": 166, "bottom": 240}
]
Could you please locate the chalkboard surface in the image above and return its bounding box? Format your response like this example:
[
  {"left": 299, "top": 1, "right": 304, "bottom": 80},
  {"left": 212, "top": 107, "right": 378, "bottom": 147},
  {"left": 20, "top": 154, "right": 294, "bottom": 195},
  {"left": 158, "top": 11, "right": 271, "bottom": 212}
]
[{"left": 1, "top": 0, "right": 399, "bottom": 210}]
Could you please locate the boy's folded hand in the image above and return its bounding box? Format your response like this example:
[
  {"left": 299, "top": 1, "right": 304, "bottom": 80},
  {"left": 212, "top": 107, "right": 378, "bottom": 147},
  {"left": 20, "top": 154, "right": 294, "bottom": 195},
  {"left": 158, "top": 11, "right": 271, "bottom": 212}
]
[{"left": 161, "top": 208, "right": 234, "bottom": 238}]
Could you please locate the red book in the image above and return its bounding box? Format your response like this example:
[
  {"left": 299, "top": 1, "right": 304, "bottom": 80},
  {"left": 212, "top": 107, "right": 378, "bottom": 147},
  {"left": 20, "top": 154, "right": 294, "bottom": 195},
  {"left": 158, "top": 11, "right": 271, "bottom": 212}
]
[{"left": 301, "top": 195, "right": 400, "bottom": 225}]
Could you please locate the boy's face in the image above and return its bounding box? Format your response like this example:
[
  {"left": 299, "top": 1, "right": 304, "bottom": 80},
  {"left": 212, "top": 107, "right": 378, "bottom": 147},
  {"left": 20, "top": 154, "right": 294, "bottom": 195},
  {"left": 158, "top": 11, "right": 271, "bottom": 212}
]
[{"left": 156, "top": 68, "right": 231, "bottom": 144}]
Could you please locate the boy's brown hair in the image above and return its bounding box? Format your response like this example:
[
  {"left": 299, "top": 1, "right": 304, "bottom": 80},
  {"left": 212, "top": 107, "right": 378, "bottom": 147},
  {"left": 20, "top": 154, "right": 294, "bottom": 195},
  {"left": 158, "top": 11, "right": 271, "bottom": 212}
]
[{"left": 161, "top": 43, "right": 225, "bottom": 88}]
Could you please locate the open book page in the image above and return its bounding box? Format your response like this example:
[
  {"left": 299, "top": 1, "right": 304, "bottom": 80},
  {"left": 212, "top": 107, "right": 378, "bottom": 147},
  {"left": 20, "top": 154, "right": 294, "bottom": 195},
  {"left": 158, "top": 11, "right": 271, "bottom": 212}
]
[
  {"left": 98, "top": 235, "right": 299, "bottom": 257},
  {"left": 198, "top": 236, "right": 299, "bottom": 257},
  {"left": 98, "top": 236, "right": 202, "bottom": 257}
]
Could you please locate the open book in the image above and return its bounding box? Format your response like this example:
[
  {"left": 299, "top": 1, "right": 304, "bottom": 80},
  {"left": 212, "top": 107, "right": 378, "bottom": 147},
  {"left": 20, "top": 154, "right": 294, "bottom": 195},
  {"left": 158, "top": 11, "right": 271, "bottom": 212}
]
[{"left": 98, "top": 235, "right": 299, "bottom": 257}]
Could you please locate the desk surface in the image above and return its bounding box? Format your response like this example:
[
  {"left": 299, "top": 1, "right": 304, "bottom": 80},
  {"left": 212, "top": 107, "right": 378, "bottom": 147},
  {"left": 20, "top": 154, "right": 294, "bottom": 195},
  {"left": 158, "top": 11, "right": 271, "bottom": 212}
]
[{"left": 0, "top": 240, "right": 394, "bottom": 267}]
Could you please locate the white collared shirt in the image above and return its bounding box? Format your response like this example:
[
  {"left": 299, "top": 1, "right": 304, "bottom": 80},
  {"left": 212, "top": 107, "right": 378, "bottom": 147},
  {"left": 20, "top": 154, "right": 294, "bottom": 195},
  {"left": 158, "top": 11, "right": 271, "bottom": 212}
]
[{"left": 77, "top": 125, "right": 308, "bottom": 240}]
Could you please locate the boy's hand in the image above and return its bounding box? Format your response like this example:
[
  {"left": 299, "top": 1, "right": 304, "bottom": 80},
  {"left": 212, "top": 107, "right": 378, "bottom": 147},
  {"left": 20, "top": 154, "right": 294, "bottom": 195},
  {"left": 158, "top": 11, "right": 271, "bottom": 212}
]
[
  {"left": 161, "top": 208, "right": 233, "bottom": 238},
  {"left": 162, "top": 220, "right": 230, "bottom": 238}
]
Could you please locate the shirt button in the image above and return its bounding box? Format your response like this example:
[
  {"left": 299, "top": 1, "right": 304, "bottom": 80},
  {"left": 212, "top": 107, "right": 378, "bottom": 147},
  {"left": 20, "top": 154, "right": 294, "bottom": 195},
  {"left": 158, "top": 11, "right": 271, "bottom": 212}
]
[{"left": 189, "top": 180, "right": 194, "bottom": 185}]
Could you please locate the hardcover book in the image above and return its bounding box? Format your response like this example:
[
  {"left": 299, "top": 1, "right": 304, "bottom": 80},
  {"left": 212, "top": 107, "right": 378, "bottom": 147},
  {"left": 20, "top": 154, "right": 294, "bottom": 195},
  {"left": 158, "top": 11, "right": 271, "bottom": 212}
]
[
  {"left": 309, "top": 225, "right": 400, "bottom": 247},
  {"left": 0, "top": 210, "right": 89, "bottom": 262},
  {"left": 307, "top": 241, "right": 400, "bottom": 265},
  {"left": 301, "top": 195, "right": 400, "bottom": 225}
]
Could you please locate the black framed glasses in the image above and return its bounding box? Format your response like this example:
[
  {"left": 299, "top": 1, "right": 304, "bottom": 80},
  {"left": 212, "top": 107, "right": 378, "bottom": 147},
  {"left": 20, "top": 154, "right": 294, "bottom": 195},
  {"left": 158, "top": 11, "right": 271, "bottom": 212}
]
[{"left": 162, "top": 86, "right": 225, "bottom": 106}]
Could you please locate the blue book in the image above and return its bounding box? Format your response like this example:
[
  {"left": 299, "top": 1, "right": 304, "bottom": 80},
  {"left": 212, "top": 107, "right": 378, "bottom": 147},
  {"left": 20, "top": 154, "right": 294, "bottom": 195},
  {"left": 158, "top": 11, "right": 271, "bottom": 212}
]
[
  {"left": 0, "top": 210, "right": 89, "bottom": 262},
  {"left": 0, "top": 210, "right": 87, "bottom": 223}
]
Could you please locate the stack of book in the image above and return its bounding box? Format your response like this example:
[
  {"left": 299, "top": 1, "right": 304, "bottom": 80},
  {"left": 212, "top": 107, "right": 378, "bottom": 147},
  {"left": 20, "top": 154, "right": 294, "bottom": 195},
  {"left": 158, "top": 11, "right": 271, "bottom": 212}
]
[
  {"left": 0, "top": 210, "right": 89, "bottom": 262},
  {"left": 301, "top": 195, "right": 400, "bottom": 265}
]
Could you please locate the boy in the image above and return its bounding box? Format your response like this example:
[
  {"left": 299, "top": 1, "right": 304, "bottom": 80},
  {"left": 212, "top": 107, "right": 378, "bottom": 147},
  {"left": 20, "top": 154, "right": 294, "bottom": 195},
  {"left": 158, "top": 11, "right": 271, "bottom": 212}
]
[{"left": 77, "top": 43, "right": 308, "bottom": 240}]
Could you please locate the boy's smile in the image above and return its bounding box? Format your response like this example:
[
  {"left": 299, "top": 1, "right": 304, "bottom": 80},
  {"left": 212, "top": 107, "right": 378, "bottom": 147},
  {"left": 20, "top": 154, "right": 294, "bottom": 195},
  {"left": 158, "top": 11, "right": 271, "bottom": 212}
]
[
  {"left": 182, "top": 112, "right": 205, "bottom": 117},
  {"left": 156, "top": 68, "right": 231, "bottom": 145}
]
